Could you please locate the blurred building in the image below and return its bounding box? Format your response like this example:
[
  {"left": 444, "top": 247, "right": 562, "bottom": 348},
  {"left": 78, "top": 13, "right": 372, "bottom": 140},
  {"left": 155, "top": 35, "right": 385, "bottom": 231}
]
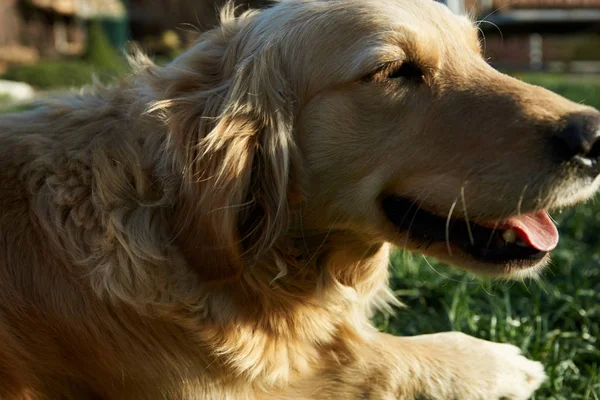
[
  {"left": 126, "top": 0, "right": 271, "bottom": 50},
  {"left": 2, "top": 0, "right": 599, "bottom": 73},
  {"left": 128, "top": 0, "right": 600, "bottom": 70},
  {"left": 443, "top": 0, "right": 600, "bottom": 22},
  {"left": 440, "top": 0, "right": 600, "bottom": 71},
  {"left": 0, "top": 0, "right": 125, "bottom": 71}
]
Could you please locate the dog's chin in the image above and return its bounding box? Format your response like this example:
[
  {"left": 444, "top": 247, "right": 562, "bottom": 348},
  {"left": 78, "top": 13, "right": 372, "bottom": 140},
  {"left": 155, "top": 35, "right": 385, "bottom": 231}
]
[
  {"left": 416, "top": 242, "right": 551, "bottom": 279},
  {"left": 379, "top": 195, "right": 556, "bottom": 278}
]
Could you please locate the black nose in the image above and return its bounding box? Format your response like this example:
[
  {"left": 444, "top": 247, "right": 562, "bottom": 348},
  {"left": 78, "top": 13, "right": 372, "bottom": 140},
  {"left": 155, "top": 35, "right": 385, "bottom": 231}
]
[{"left": 554, "top": 112, "right": 600, "bottom": 163}]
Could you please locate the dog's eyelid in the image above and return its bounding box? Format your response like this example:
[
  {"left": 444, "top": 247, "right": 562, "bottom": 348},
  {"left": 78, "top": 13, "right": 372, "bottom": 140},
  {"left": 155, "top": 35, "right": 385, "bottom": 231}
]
[
  {"left": 387, "top": 61, "right": 424, "bottom": 82},
  {"left": 366, "top": 60, "right": 425, "bottom": 84}
]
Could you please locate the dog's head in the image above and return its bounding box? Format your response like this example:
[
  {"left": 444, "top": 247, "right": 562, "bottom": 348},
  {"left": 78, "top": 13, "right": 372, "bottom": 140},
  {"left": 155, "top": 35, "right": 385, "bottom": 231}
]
[{"left": 154, "top": 0, "right": 600, "bottom": 281}]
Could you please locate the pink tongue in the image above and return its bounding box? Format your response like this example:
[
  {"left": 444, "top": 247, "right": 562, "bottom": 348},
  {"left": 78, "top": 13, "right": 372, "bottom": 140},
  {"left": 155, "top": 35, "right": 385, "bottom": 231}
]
[{"left": 500, "top": 211, "right": 559, "bottom": 252}]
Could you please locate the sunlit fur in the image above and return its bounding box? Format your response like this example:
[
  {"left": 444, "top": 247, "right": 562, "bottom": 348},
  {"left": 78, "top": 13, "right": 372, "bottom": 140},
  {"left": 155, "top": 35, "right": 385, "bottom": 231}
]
[{"left": 0, "top": 0, "right": 595, "bottom": 398}]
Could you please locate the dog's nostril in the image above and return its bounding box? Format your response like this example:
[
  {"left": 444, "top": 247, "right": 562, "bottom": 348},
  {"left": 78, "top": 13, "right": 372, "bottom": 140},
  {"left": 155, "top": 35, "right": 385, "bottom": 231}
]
[{"left": 554, "top": 113, "right": 600, "bottom": 163}]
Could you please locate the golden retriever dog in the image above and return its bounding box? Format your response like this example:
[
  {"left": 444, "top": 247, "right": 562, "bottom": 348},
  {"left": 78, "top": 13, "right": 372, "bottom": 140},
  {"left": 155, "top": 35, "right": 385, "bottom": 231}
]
[{"left": 1, "top": 0, "right": 599, "bottom": 398}]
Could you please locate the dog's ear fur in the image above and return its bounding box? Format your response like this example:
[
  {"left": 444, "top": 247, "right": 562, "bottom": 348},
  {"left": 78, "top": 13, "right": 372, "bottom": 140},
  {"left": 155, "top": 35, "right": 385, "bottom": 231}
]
[{"left": 145, "top": 6, "right": 298, "bottom": 283}]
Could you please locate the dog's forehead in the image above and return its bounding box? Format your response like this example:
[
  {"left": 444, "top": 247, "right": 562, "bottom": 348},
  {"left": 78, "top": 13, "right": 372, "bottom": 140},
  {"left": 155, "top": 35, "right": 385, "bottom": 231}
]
[
  {"left": 349, "top": 0, "right": 480, "bottom": 56},
  {"left": 270, "top": 0, "right": 480, "bottom": 84}
]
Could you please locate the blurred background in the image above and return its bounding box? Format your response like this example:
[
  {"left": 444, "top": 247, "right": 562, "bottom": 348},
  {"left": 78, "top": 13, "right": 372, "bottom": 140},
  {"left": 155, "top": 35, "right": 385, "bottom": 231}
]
[
  {"left": 1, "top": 0, "right": 600, "bottom": 94},
  {"left": 0, "top": 0, "right": 599, "bottom": 398}
]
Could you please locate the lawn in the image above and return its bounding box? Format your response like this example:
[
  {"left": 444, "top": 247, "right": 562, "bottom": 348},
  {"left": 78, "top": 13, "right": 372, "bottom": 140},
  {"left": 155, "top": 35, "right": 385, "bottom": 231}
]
[
  {"left": 378, "top": 73, "right": 600, "bottom": 399},
  {"left": 1, "top": 66, "right": 598, "bottom": 398},
  {"left": 0, "top": 94, "right": 34, "bottom": 114}
]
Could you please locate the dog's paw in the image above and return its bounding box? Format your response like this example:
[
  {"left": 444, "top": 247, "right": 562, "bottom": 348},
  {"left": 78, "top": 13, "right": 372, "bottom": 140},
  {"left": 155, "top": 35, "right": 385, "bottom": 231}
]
[
  {"left": 486, "top": 342, "right": 547, "bottom": 400},
  {"left": 409, "top": 332, "right": 546, "bottom": 400}
]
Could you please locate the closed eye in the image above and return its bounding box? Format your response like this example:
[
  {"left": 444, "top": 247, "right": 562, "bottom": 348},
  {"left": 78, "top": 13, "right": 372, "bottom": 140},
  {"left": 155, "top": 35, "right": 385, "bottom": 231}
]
[
  {"left": 386, "top": 61, "right": 424, "bottom": 83},
  {"left": 365, "top": 60, "right": 425, "bottom": 85}
]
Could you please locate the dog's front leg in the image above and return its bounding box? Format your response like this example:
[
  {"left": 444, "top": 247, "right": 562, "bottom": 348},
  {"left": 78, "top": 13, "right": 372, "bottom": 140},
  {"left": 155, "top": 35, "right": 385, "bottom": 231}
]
[
  {"left": 392, "top": 332, "right": 546, "bottom": 399},
  {"left": 268, "top": 331, "right": 546, "bottom": 400}
]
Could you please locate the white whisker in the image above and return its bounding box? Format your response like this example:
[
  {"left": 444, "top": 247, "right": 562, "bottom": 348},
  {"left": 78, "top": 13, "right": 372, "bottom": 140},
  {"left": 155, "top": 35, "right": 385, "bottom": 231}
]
[
  {"left": 299, "top": 203, "right": 310, "bottom": 254},
  {"left": 477, "top": 20, "right": 504, "bottom": 43},
  {"left": 399, "top": 200, "right": 418, "bottom": 228},
  {"left": 421, "top": 255, "right": 477, "bottom": 284},
  {"left": 477, "top": 2, "right": 516, "bottom": 28},
  {"left": 485, "top": 220, "right": 500, "bottom": 250},
  {"left": 517, "top": 184, "right": 528, "bottom": 216},
  {"left": 477, "top": 26, "right": 487, "bottom": 55},
  {"left": 303, "top": 214, "right": 341, "bottom": 268},
  {"left": 460, "top": 185, "right": 475, "bottom": 246},
  {"left": 403, "top": 204, "right": 422, "bottom": 251},
  {"left": 446, "top": 196, "right": 459, "bottom": 257},
  {"left": 481, "top": 282, "right": 496, "bottom": 297}
]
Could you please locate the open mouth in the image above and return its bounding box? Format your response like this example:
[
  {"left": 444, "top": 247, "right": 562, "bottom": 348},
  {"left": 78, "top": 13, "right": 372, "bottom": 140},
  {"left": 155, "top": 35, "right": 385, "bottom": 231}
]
[{"left": 381, "top": 195, "right": 559, "bottom": 267}]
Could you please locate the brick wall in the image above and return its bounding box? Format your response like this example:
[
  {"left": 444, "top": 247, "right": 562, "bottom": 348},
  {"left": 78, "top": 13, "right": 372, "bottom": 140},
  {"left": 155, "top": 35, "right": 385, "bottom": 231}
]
[
  {"left": 484, "top": 33, "right": 600, "bottom": 68},
  {"left": 493, "top": 0, "right": 600, "bottom": 8}
]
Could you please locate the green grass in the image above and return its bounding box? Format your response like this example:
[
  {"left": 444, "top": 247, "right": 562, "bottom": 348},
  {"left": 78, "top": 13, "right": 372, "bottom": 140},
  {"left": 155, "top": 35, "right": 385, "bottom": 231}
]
[
  {"left": 0, "top": 93, "right": 35, "bottom": 114},
  {"left": 380, "top": 73, "right": 600, "bottom": 399},
  {"left": 516, "top": 73, "right": 600, "bottom": 111},
  {"left": 0, "top": 94, "right": 26, "bottom": 114},
  {"left": 0, "top": 59, "right": 127, "bottom": 91},
  {"left": 1, "top": 20, "right": 127, "bottom": 91}
]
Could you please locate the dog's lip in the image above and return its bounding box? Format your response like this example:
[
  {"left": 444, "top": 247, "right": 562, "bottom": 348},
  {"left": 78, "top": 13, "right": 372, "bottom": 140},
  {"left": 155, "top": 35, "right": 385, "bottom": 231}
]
[{"left": 380, "top": 195, "right": 556, "bottom": 266}]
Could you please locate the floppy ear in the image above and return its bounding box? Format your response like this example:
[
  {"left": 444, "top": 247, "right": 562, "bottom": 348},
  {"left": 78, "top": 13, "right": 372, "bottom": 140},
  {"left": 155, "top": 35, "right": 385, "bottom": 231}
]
[{"left": 147, "top": 7, "right": 299, "bottom": 282}]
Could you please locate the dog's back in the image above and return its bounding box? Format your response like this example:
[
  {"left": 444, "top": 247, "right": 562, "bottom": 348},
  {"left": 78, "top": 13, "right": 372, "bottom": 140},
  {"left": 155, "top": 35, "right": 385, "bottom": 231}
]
[{"left": 0, "top": 98, "right": 215, "bottom": 399}]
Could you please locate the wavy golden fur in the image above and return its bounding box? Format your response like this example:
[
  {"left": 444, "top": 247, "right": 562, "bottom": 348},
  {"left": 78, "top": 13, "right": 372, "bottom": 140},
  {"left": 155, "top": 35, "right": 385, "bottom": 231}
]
[{"left": 1, "top": 0, "right": 599, "bottom": 398}]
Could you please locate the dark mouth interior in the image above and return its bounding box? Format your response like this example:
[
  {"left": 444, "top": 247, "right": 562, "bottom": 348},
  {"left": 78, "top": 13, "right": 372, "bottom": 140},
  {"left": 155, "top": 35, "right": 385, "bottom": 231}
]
[{"left": 381, "top": 195, "right": 547, "bottom": 264}]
